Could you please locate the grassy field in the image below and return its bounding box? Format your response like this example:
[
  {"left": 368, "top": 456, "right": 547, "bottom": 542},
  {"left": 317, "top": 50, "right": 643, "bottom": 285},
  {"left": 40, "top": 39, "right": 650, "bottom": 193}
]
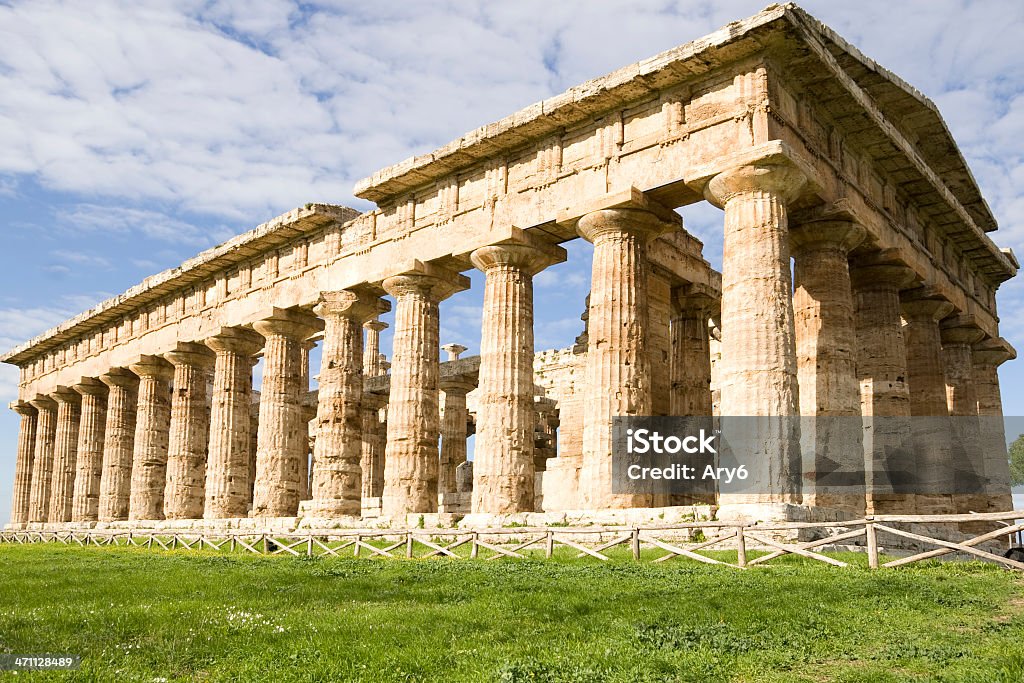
[{"left": 0, "top": 544, "right": 1022, "bottom": 682}]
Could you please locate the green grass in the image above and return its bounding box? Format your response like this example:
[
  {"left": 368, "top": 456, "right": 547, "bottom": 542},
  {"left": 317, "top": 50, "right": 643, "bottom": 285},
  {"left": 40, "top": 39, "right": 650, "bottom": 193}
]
[{"left": 0, "top": 545, "right": 1022, "bottom": 682}]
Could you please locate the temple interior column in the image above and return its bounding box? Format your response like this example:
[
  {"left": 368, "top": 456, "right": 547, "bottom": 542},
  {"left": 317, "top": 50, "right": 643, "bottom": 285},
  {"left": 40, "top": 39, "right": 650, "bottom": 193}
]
[
  {"left": 308, "top": 290, "right": 387, "bottom": 518},
  {"left": 364, "top": 320, "right": 388, "bottom": 376},
  {"left": 71, "top": 378, "right": 108, "bottom": 523},
  {"left": 381, "top": 266, "right": 468, "bottom": 518},
  {"left": 439, "top": 377, "right": 473, "bottom": 497},
  {"left": 360, "top": 392, "right": 387, "bottom": 500},
  {"left": 704, "top": 162, "right": 806, "bottom": 507},
  {"left": 939, "top": 316, "right": 986, "bottom": 515},
  {"left": 204, "top": 327, "right": 264, "bottom": 519},
  {"left": 163, "top": 343, "right": 216, "bottom": 520},
  {"left": 251, "top": 309, "right": 322, "bottom": 518},
  {"left": 791, "top": 219, "right": 865, "bottom": 514},
  {"left": 128, "top": 355, "right": 174, "bottom": 521},
  {"left": 900, "top": 292, "right": 954, "bottom": 514},
  {"left": 972, "top": 337, "right": 1015, "bottom": 512},
  {"left": 48, "top": 386, "right": 82, "bottom": 523},
  {"left": 471, "top": 237, "right": 565, "bottom": 514},
  {"left": 850, "top": 258, "right": 917, "bottom": 514},
  {"left": 27, "top": 395, "right": 57, "bottom": 523},
  {"left": 9, "top": 401, "right": 37, "bottom": 526},
  {"left": 98, "top": 368, "right": 138, "bottom": 521}
]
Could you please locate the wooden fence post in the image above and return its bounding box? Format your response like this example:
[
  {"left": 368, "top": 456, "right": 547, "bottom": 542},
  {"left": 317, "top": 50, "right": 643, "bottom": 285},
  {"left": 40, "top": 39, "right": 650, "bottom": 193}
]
[
  {"left": 471, "top": 532, "right": 479, "bottom": 559},
  {"left": 865, "top": 519, "right": 879, "bottom": 569},
  {"left": 354, "top": 534, "right": 361, "bottom": 557},
  {"left": 545, "top": 530, "right": 553, "bottom": 559},
  {"left": 631, "top": 527, "right": 641, "bottom": 561},
  {"left": 406, "top": 533, "right": 414, "bottom": 559},
  {"left": 307, "top": 535, "right": 313, "bottom": 557},
  {"left": 736, "top": 525, "right": 747, "bottom": 568}
]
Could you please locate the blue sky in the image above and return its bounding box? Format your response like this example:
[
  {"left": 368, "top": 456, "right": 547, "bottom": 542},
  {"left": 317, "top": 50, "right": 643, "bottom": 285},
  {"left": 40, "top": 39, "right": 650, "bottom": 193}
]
[{"left": 2, "top": 0, "right": 1023, "bottom": 524}]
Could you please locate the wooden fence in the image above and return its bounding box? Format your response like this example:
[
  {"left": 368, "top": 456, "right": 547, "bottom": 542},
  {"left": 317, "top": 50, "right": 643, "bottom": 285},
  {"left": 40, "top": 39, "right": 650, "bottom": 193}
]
[{"left": 2, "top": 511, "right": 1022, "bottom": 571}]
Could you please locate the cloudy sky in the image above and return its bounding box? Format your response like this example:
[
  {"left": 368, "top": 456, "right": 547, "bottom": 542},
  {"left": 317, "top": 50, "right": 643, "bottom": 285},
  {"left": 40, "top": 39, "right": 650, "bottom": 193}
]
[{"left": 1, "top": 0, "right": 1023, "bottom": 523}]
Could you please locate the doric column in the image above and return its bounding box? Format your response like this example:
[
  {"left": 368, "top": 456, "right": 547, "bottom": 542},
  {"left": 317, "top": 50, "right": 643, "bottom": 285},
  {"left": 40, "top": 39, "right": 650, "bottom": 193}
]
[
  {"left": 439, "top": 377, "right": 474, "bottom": 496},
  {"left": 48, "top": 386, "right": 81, "bottom": 523},
  {"left": 9, "top": 401, "right": 37, "bottom": 526},
  {"left": 669, "top": 284, "right": 715, "bottom": 417},
  {"left": 791, "top": 219, "right": 865, "bottom": 513},
  {"left": 203, "top": 327, "right": 263, "bottom": 519},
  {"left": 97, "top": 368, "right": 138, "bottom": 521},
  {"left": 27, "top": 395, "right": 57, "bottom": 523},
  {"left": 360, "top": 392, "right": 387, "bottom": 500},
  {"left": 850, "top": 258, "right": 917, "bottom": 514},
  {"left": 939, "top": 316, "right": 986, "bottom": 514},
  {"left": 471, "top": 237, "right": 565, "bottom": 513},
  {"left": 381, "top": 265, "right": 469, "bottom": 517},
  {"left": 163, "top": 342, "right": 215, "bottom": 520},
  {"left": 704, "top": 162, "right": 806, "bottom": 505},
  {"left": 308, "top": 290, "right": 387, "bottom": 518},
  {"left": 363, "top": 320, "right": 388, "bottom": 377},
  {"left": 900, "top": 291, "right": 954, "bottom": 514},
  {"left": 251, "top": 308, "right": 323, "bottom": 518},
  {"left": 972, "top": 337, "right": 1015, "bottom": 512},
  {"left": 70, "top": 379, "right": 108, "bottom": 523},
  {"left": 128, "top": 355, "right": 174, "bottom": 521}
]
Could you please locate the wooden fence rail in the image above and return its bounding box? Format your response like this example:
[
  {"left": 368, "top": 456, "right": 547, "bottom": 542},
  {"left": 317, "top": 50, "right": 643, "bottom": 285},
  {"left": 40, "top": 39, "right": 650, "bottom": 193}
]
[{"left": 2, "top": 511, "right": 1022, "bottom": 571}]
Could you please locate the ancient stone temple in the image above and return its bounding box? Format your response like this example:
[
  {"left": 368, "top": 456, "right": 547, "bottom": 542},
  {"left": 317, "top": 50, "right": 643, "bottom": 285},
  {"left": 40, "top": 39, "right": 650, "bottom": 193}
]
[{"left": 3, "top": 4, "right": 1017, "bottom": 530}]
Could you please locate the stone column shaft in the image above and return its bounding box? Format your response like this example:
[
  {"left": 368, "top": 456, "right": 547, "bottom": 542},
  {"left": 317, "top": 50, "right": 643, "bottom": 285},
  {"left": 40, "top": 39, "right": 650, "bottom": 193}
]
[
  {"left": 940, "top": 318, "right": 986, "bottom": 514},
  {"left": 164, "top": 343, "right": 215, "bottom": 520},
  {"left": 363, "top": 320, "right": 388, "bottom": 377},
  {"left": 27, "top": 396, "right": 57, "bottom": 523},
  {"left": 252, "top": 309, "right": 322, "bottom": 517},
  {"left": 204, "top": 328, "right": 263, "bottom": 518},
  {"left": 129, "top": 356, "right": 174, "bottom": 521},
  {"left": 10, "top": 402, "right": 38, "bottom": 525},
  {"left": 471, "top": 240, "right": 563, "bottom": 514},
  {"left": 705, "top": 163, "right": 806, "bottom": 506},
  {"left": 439, "top": 381, "right": 473, "bottom": 497},
  {"left": 973, "top": 338, "right": 1015, "bottom": 512},
  {"left": 48, "top": 387, "right": 82, "bottom": 523},
  {"left": 669, "top": 288, "right": 714, "bottom": 417},
  {"left": 97, "top": 369, "right": 139, "bottom": 521},
  {"left": 360, "top": 393, "right": 387, "bottom": 500},
  {"left": 70, "top": 379, "right": 108, "bottom": 523}
]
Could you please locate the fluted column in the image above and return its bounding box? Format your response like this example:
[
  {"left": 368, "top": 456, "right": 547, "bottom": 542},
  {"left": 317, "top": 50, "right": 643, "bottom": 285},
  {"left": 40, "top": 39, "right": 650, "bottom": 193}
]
[
  {"left": 669, "top": 284, "right": 715, "bottom": 417},
  {"left": 128, "top": 355, "right": 174, "bottom": 521},
  {"left": 48, "top": 386, "right": 81, "bottom": 523},
  {"left": 308, "top": 290, "right": 387, "bottom": 518},
  {"left": 973, "top": 337, "right": 1015, "bottom": 512},
  {"left": 900, "top": 292, "right": 954, "bottom": 514},
  {"left": 70, "top": 379, "right": 108, "bottom": 523},
  {"left": 9, "top": 402, "right": 37, "bottom": 526},
  {"left": 162, "top": 343, "right": 215, "bottom": 519},
  {"left": 439, "top": 378, "right": 474, "bottom": 497},
  {"left": 939, "top": 316, "right": 986, "bottom": 514},
  {"left": 850, "top": 259, "right": 917, "bottom": 514},
  {"left": 791, "top": 219, "right": 865, "bottom": 513},
  {"left": 471, "top": 238, "right": 564, "bottom": 513},
  {"left": 251, "top": 309, "right": 323, "bottom": 517},
  {"left": 27, "top": 395, "right": 57, "bottom": 523},
  {"left": 360, "top": 392, "right": 387, "bottom": 500},
  {"left": 363, "top": 320, "right": 388, "bottom": 377},
  {"left": 203, "top": 327, "right": 263, "bottom": 518},
  {"left": 98, "top": 369, "right": 138, "bottom": 521},
  {"left": 704, "top": 163, "right": 806, "bottom": 505},
  {"left": 381, "top": 266, "right": 468, "bottom": 517}
]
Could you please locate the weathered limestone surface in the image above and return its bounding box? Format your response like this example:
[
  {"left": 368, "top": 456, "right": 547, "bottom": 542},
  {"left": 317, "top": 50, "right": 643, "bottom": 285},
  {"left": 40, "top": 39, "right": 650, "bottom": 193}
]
[
  {"left": 204, "top": 328, "right": 263, "bottom": 519},
  {"left": 670, "top": 284, "right": 715, "bottom": 417},
  {"left": 705, "top": 163, "right": 805, "bottom": 505},
  {"left": 359, "top": 392, "right": 387, "bottom": 500},
  {"left": 791, "top": 219, "right": 865, "bottom": 513},
  {"left": 128, "top": 356, "right": 174, "bottom": 521},
  {"left": 48, "top": 386, "right": 81, "bottom": 523},
  {"left": 163, "top": 343, "right": 215, "bottom": 520},
  {"left": 309, "top": 290, "right": 386, "bottom": 518},
  {"left": 471, "top": 237, "right": 565, "bottom": 514},
  {"left": 577, "top": 205, "right": 675, "bottom": 510},
  {"left": 9, "top": 402, "right": 37, "bottom": 525},
  {"left": 363, "top": 320, "right": 388, "bottom": 377},
  {"left": 381, "top": 266, "right": 468, "bottom": 517},
  {"left": 97, "top": 369, "right": 139, "bottom": 521},
  {"left": 70, "top": 378, "right": 108, "bottom": 522},
  {"left": 850, "top": 260, "right": 917, "bottom": 514},
  {"left": 972, "top": 338, "right": 1015, "bottom": 512},
  {"left": 252, "top": 309, "right": 323, "bottom": 518},
  {"left": 27, "top": 396, "right": 57, "bottom": 523},
  {"left": 438, "top": 378, "right": 473, "bottom": 496},
  {"left": 939, "top": 317, "right": 986, "bottom": 514}
]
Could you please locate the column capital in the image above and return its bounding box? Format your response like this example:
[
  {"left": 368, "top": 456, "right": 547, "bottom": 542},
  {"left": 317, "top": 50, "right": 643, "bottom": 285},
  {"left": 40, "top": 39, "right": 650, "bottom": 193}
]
[
  {"left": 704, "top": 161, "right": 807, "bottom": 208},
  {"left": 72, "top": 377, "right": 108, "bottom": 397},
  {"left": 99, "top": 367, "right": 140, "bottom": 389},
  {"left": 382, "top": 265, "right": 468, "bottom": 302},
  {"left": 205, "top": 326, "right": 265, "bottom": 356},
  {"left": 973, "top": 337, "right": 1016, "bottom": 367},
  {"left": 790, "top": 219, "right": 866, "bottom": 255},
  {"left": 900, "top": 288, "right": 953, "bottom": 322},
  {"left": 672, "top": 282, "right": 718, "bottom": 315},
  {"left": 28, "top": 394, "right": 57, "bottom": 411},
  {"left": 470, "top": 233, "right": 566, "bottom": 276},
  {"left": 164, "top": 341, "right": 216, "bottom": 368},
  {"left": 313, "top": 289, "right": 390, "bottom": 323},
  {"left": 52, "top": 385, "right": 81, "bottom": 405},
  {"left": 576, "top": 207, "right": 675, "bottom": 245},
  {"left": 850, "top": 263, "right": 917, "bottom": 290},
  {"left": 251, "top": 307, "right": 324, "bottom": 341},
  {"left": 364, "top": 319, "right": 388, "bottom": 333},
  {"left": 129, "top": 355, "right": 175, "bottom": 381},
  {"left": 10, "top": 400, "right": 36, "bottom": 417},
  {"left": 439, "top": 375, "right": 476, "bottom": 394},
  {"left": 939, "top": 315, "right": 985, "bottom": 346},
  {"left": 441, "top": 343, "right": 467, "bottom": 361}
]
